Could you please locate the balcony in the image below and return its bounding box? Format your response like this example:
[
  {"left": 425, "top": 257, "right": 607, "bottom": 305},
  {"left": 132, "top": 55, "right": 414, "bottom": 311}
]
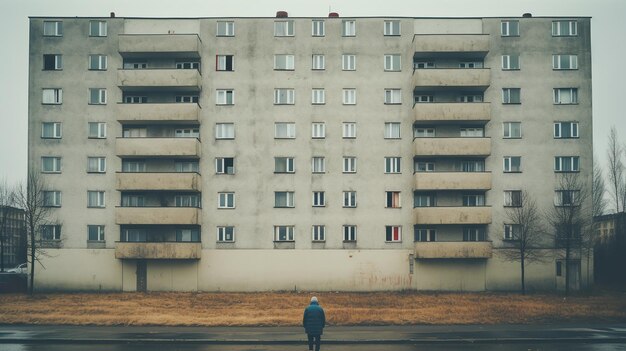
[
  {"left": 117, "top": 172, "right": 201, "bottom": 191},
  {"left": 414, "top": 172, "right": 491, "bottom": 191},
  {"left": 116, "top": 207, "right": 201, "bottom": 225},
  {"left": 413, "top": 69, "right": 490, "bottom": 89},
  {"left": 414, "top": 137, "right": 491, "bottom": 157},
  {"left": 414, "top": 241, "right": 493, "bottom": 259},
  {"left": 414, "top": 103, "right": 491, "bottom": 122},
  {"left": 117, "top": 69, "right": 201, "bottom": 91},
  {"left": 414, "top": 207, "right": 492, "bottom": 225},
  {"left": 116, "top": 137, "right": 201, "bottom": 158},
  {"left": 115, "top": 242, "right": 201, "bottom": 260},
  {"left": 117, "top": 103, "right": 199, "bottom": 123},
  {"left": 118, "top": 34, "right": 201, "bottom": 57},
  {"left": 413, "top": 34, "right": 489, "bottom": 54}
]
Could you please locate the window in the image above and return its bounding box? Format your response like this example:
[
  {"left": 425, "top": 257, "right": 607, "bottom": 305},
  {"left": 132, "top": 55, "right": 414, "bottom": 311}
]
[
  {"left": 313, "top": 191, "right": 325, "bottom": 207},
  {"left": 463, "top": 227, "right": 486, "bottom": 241},
  {"left": 502, "top": 88, "right": 521, "bottom": 104},
  {"left": 217, "top": 226, "right": 235, "bottom": 242},
  {"left": 414, "top": 127, "right": 435, "bottom": 137},
  {"left": 384, "top": 122, "right": 401, "bottom": 139},
  {"left": 384, "top": 20, "right": 401, "bottom": 36},
  {"left": 459, "top": 61, "right": 483, "bottom": 68},
  {"left": 274, "top": 54, "right": 295, "bottom": 70},
  {"left": 41, "top": 225, "right": 61, "bottom": 241},
  {"left": 175, "top": 95, "right": 198, "bottom": 103},
  {"left": 41, "top": 157, "right": 61, "bottom": 173},
  {"left": 414, "top": 95, "right": 434, "bottom": 103},
  {"left": 553, "top": 88, "right": 578, "bottom": 104},
  {"left": 122, "top": 228, "right": 146, "bottom": 242},
  {"left": 460, "top": 160, "right": 485, "bottom": 172},
  {"left": 554, "top": 190, "right": 579, "bottom": 206},
  {"left": 88, "top": 122, "right": 106, "bottom": 138},
  {"left": 343, "top": 122, "right": 356, "bottom": 138},
  {"left": 553, "top": 54, "right": 578, "bottom": 70},
  {"left": 503, "top": 156, "right": 521, "bottom": 172},
  {"left": 175, "top": 128, "right": 199, "bottom": 138},
  {"left": 274, "top": 89, "right": 295, "bottom": 105},
  {"left": 216, "top": 55, "right": 234, "bottom": 71},
  {"left": 87, "top": 191, "right": 105, "bottom": 208},
  {"left": 414, "top": 192, "right": 436, "bottom": 207},
  {"left": 175, "top": 195, "right": 200, "bottom": 207},
  {"left": 385, "top": 226, "right": 402, "bottom": 242},
  {"left": 312, "top": 20, "right": 325, "bottom": 36},
  {"left": 501, "top": 55, "right": 520, "bottom": 70},
  {"left": 89, "top": 88, "right": 107, "bottom": 104},
  {"left": 503, "top": 122, "right": 522, "bottom": 138},
  {"left": 385, "top": 157, "right": 401, "bottom": 174},
  {"left": 121, "top": 195, "right": 145, "bottom": 207},
  {"left": 176, "top": 61, "right": 199, "bottom": 69},
  {"left": 312, "top": 55, "right": 325, "bottom": 70},
  {"left": 342, "top": 89, "right": 356, "bottom": 105},
  {"left": 274, "top": 20, "right": 294, "bottom": 36},
  {"left": 343, "top": 157, "right": 357, "bottom": 173},
  {"left": 218, "top": 192, "right": 235, "bottom": 209},
  {"left": 312, "top": 225, "right": 325, "bottom": 241},
  {"left": 552, "top": 20, "right": 577, "bottom": 36},
  {"left": 125, "top": 127, "right": 146, "bottom": 138},
  {"left": 342, "top": 20, "right": 356, "bottom": 36},
  {"left": 217, "top": 21, "right": 234, "bottom": 36},
  {"left": 275, "top": 157, "right": 295, "bottom": 173},
  {"left": 504, "top": 224, "right": 520, "bottom": 241},
  {"left": 556, "top": 261, "right": 563, "bottom": 276},
  {"left": 88, "top": 225, "right": 105, "bottom": 241},
  {"left": 275, "top": 122, "right": 296, "bottom": 139},
  {"left": 384, "top": 89, "right": 402, "bottom": 104},
  {"left": 460, "top": 127, "right": 484, "bottom": 137},
  {"left": 86, "top": 54, "right": 107, "bottom": 71},
  {"left": 87, "top": 157, "right": 106, "bottom": 173},
  {"left": 42, "top": 88, "right": 62, "bottom": 104},
  {"left": 312, "top": 157, "right": 326, "bottom": 173},
  {"left": 216, "top": 90, "right": 234, "bottom": 105},
  {"left": 123, "top": 61, "right": 147, "bottom": 69},
  {"left": 216, "top": 157, "right": 235, "bottom": 174},
  {"left": 501, "top": 20, "right": 519, "bottom": 36},
  {"left": 343, "top": 225, "right": 356, "bottom": 242},
  {"left": 415, "top": 161, "right": 435, "bottom": 172},
  {"left": 342, "top": 55, "right": 356, "bottom": 71},
  {"left": 89, "top": 20, "right": 107, "bottom": 37},
  {"left": 43, "top": 191, "right": 61, "bottom": 207},
  {"left": 42, "top": 122, "right": 61, "bottom": 139},
  {"left": 312, "top": 89, "right": 325, "bottom": 104},
  {"left": 504, "top": 190, "right": 522, "bottom": 207},
  {"left": 384, "top": 54, "right": 401, "bottom": 71},
  {"left": 311, "top": 122, "right": 326, "bottom": 139},
  {"left": 415, "top": 228, "right": 436, "bottom": 242},
  {"left": 176, "top": 228, "right": 199, "bottom": 242},
  {"left": 122, "top": 160, "right": 145, "bottom": 173},
  {"left": 43, "top": 21, "right": 62, "bottom": 36},
  {"left": 274, "top": 226, "right": 294, "bottom": 241},
  {"left": 216, "top": 123, "right": 235, "bottom": 139},
  {"left": 176, "top": 161, "right": 199, "bottom": 173},
  {"left": 458, "top": 95, "right": 483, "bottom": 103},
  {"left": 275, "top": 192, "right": 295, "bottom": 208},
  {"left": 463, "top": 194, "right": 485, "bottom": 207},
  {"left": 386, "top": 191, "right": 401, "bottom": 208},
  {"left": 414, "top": 62, "right": 435, "bottom": 69},
  {"left": 343, "top": 191, "right": 357, "bottom": 208},
  {"left": 555, "top": 156, "right": 580, "bottom": 172},
  {"left": 43, "top": 54, "right": 62, "bottom": 70},
  {"left": 554, "top": 122, "right": 579, "bottom": 138}
]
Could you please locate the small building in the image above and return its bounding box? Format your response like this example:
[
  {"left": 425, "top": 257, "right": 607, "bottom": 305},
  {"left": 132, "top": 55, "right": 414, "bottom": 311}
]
[{"left": 0, "top": 206, "right": 27, "bottom": 270}]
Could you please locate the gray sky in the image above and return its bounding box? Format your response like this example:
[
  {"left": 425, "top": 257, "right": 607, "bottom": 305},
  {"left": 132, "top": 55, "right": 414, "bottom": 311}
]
[{"left": 1, "top": 0, "right": 624, "bottom": 186}]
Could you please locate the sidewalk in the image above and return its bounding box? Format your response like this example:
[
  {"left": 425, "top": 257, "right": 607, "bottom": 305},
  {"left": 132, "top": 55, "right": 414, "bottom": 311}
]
[{"left": 1, "top": 324, "right": 626, "bottom": 344}]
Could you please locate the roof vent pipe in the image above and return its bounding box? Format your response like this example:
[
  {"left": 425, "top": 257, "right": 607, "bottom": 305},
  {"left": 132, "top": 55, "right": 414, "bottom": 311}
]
[
  {"left": 276, "top": 11, "right": 288, "bottom": 18},
  {"left": 329, "top": 12, "right": 339, "bottom": 18},
  {"left": 110, "top": 12, "right": 115, "bottom": 18},
  {"left": 522, "top": 13, "right": 532, "bottom": 18}
]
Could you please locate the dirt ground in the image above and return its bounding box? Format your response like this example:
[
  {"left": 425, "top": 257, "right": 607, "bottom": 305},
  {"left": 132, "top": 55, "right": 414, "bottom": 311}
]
[{"left": 0, "top": 289, "right": 625, "bottom": 326}]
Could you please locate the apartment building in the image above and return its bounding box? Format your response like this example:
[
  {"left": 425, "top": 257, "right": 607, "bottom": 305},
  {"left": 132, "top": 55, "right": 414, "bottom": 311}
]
[{"left": 28, "top": 13, "right": 592, "bottom": 292}]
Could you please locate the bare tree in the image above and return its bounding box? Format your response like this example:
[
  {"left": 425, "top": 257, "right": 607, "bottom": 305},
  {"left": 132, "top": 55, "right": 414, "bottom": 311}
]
[
  {"left": 545, "top": 172, "right": 591, "bottom": 295},
  {"left": 0, "top": 179, "right": 16, "bottom": 272},
  {"left": 501, "top": 190, "right": 545, "bottom": 294},
  {"left": 606, "top": 126, "right": 625, "bottom": 213},
  {"left": 14, "top": 172, "right": 52, "bottom": 295},
  {"left": 582, "top": 157, "right": 607, "bottom": 288}
]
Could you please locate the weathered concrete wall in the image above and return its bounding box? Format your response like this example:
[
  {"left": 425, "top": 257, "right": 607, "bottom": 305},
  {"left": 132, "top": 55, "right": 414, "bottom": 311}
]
[
  {"left": 415, "top": 241, "right": 492, "bottom": 259},
  {"left": 414, "top": 102, "right": 491, "bottom": 122},
  {"left": 414, "top": 206, "right": 492, "bottom": 225},
  {"left": 414, "top": 260, "right": 486, "bottom": 291},
  {"left": 115, "top": 242, "right": 202, "bottom": 259},
  {"left": 115, "top": 137, "right": 201, "bottom": 157},
  {"left": 414, "top": 20, "right": 483, "bottom": 35},
  {"left": 117, "top": 103, "right": 199, "bottom": 122},
  {"left": 413, "top": 68, "right": 490, "bottom": 87},
  {"left": 414, "top": 172, "right": 491, "bottom": 190},
  {"left": 115, "top": 207, "right": 201, "bottom": 225},
  {"left": 116, "top": 172, "right": 201, "bottom": 191},
  {"left": 414, "top": 137, "right": 491, "bottom": 156},
  {"left": 117, "top": 69, "right": 201, "bottom": 89}
]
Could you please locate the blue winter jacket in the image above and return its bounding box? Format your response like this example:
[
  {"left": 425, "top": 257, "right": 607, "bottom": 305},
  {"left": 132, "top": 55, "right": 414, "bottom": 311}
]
[{"left": 303, "top": 301, "right": 326, "bottom": 335}]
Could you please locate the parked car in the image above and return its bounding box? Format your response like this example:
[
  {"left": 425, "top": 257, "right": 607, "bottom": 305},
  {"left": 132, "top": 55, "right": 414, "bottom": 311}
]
[{"left": 6, "top": 263, "right": 27, "bottom": 274}]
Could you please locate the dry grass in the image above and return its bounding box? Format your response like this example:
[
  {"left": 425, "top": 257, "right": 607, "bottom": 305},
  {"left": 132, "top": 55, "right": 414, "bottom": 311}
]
[{"left": 0, "top": 290, "right": 625, "bottom": 326}]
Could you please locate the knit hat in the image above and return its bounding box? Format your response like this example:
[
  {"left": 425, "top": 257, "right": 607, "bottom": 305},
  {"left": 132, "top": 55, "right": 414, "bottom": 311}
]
[{"left": 311, "top": 296, "right": 318, "bottom": 303}]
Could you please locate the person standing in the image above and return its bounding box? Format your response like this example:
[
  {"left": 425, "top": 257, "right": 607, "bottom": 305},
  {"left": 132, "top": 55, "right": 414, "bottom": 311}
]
[{"left": 303, "top": 296, "right": 325, "bottom": 351}]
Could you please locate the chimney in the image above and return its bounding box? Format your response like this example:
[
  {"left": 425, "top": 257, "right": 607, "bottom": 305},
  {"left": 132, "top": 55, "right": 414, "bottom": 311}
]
[
  {"left": 276, "top": 11, "right": 288, "bottom": 18},
  {"left": 110, "top": 12, "right": 115, "bottom": 18},
  {"left": 328, "top": 12, "right": 339, "bottom": 18},
  {"left": 522, "top": 13, "right": 532, "bottom": 18}
]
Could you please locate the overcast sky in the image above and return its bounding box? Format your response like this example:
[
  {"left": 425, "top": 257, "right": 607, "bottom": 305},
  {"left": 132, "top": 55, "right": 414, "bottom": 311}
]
[{"left": 1, "top": 0, "right": 624, "bottom": 186}]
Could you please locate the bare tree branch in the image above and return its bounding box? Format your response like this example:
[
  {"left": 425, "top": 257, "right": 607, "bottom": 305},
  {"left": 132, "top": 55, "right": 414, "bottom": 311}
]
[{"left": 607, "top": 126, "right": 625, "bottom": 213}]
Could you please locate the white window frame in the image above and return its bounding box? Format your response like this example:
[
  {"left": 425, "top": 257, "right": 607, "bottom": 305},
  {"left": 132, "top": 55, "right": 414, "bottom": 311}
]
[
  {"left": 275, "top": 157, "right": 295, "bottom": 173},
  {"left": 503, "top": 156, "right": 522, "bottom": 172},
  {"left": 216, "top": 89, "right": 234, "bottom": 105},
  {"left": 175, "top": 61, "right": 199, "bottom": 70},
  {"left": 88, "top": 122, "right": 106, "bottom": 139},
  {"left": 460, "top": 127, "right": 484, "bottom": 138},
  {"left": 41, "top": 122, "right": 62, "bottom": 139},
  {"left": 501, "top": 20, "right": 520, "bottom": 36},
  {"left": 274, "top": 54, "right": 295, "bottom": 70},
  {"left": 415, "top": 161, "right": 435, "bottom": 172},
  {"left": 384, "top": 54, "right": 401, "bottom": 71},
  {"left": 274, "top": 89, "right": 295, "bottom": 105},
  {"left": 275, "top": 191, "right": 295, "bottom": 208},
  {"left": 215, "top": 123, "right": 235, "bottom": 139},
  {"left": 384, "top": 89, "right": 402, "bottom": 104},
  {"left": 43, "top": 21, "right": 62, "bottom": 36},
  {"left": 87, "top": 191, "right": 105, "bottom": 208},
  {"left": 88, "top": 225, "right": 105, "bottom": 242},
  {"left": 312, "top": 225, "right": 325, "bottom": 242},
  {"left": 343, "top": 122, "right": 356, "bottom": 138},
  {"left": 41, "top": 156, "right": 61, "bottom": 173},
  {"left": 504, "top": 190, "right": 522, "bottom": 207},
  {"left": 42, "top": 88, "right": 62, "bottom": 104},
  {"left": 554, "top": 122, "right": 579, "bottom": 139},
  {"left": 384, "top": 20, "right": 401, "bottom": 36},
  {"left": 89, "top": 20, "right": 107, "bottom": 37},
  {"left": 342, "top": 89, "right": 356, "bottom": 105},
  {"left": 414, "top": 62, "right": 435, "bottom": 69},
  {"left": 385, "top": 157, "right": 401, "bottom": 174},
  {"left": 216, "top": 55, "right": 234, "bottom": 71},
  {"left": 554, "top": 190, "right": 580, "bottom": 207},
  {"left": 553, "top": 54, "right": 578, "bottom": 70},
  {"left": 384, "top": 122, "right": 401, "bottom": 139},
  {"left": 416, "top": 228, "right": 437, "bottom": 242},
  {"left": 343, "top": 225, "right": 357, "bottom": 242},
  {"left": 274, "top": 225, "right": 295, "bottom": 241},
  {"left": 385, "top": 191, "right": 401, "bottom": 208},
  {"left": 43, "top": 54, "right": 62, "bottom": 70},
  {"left": 312, "top": 122, "right": 326, "bottom": 139},
  {"left": 215, "top": 157, "right": 235, "bottom": 175},
  {"left": 312, "top": 54, "right": 325, "bottom": 70},
  {"left": 87, "top": 157, "right": 106, "bottom": 173},
  {"left": 275, "top": 122, "right": 296, "bottom": 139},
  {"left": 175, "top": 195, "right": 200, "bottom": 208},
  {"left": 343, "top": 191, "right": 357, "bottom": 208},
  {"left": 274, "top": 20, "right": 294, "bottom": 37},
  {"left": 342, "top": 20, "right": 356, "bottom": 36},
  {"left": 343, "top": 157, "right": 357, "bottom": 173},
  {"left": 552, "top": 20, "right": 578, "bottom": 36},
  {"left": 88, "top": 54, "right": 107, "bottom": 70},
  {"left": 312, "top": 20, "right": 325, "bottom": 37},
  {"left": 41, "top": 225, "right": 61, "bottom": 241},
  {"left": 414, "top": 95, "right": 434, "bottom": 103},
  {"left": 503, "top": 122, "right": 522, "bottom": 139},
  {"left": 414, "top": 127, "right": 435, "bottom": 138},
  {"left": 217, "top": 21, "right": 235, "bottom": 36},
  {"left": 502, "top": 88, "right": 521, "bottom": 104},
  {"left": 501, "top": 55, "right": 520, "bottom": 70},
  {"left": 342, "top": 55, "right": 356, "bottom": 71},
  {"left": 312, "top": 89, "right": 325, "bottom": 104},
  {"left": 176, "top": 95, "right": 198, "bottom": 103},
  {"left": 463, "top": 194, "right": 486, "bottom": 207},
  {"left": 312, "top": 191, "right": 325, "bottom": 207},
  {"left": 503, "top": 224, "right": 520, "bottom": 241},
  {"left": 89, "top": 88, "right": 107, "bottom": 105},
  {"left": 218, "top": 192, "right": 235, "bottom": 209},
  {"left": 176, "top": 161, "right": 199, "bottom": 173},
  {"left": 122, "top": 160, "right": 146, "bottom": 173},
  {"left": 459, "top": 62, "right": 483, "bottom": 69},
  {"left": 312, "top": 157, "right": 326, "bottom": 173},
  {"left": 553, "top": 88, "right": 578, "bottom": 104},
  {"left": 385, "top": 226, "right": 402, "bottom": 242},
  {"left": 217, "top": 226, "right": 235, "bottom": 242},
  {"left": 43, "top": 190, "right": 61, "bottom": 207},
  {"left": 554, "top": 156, "right": 580, "bottom": 172}
]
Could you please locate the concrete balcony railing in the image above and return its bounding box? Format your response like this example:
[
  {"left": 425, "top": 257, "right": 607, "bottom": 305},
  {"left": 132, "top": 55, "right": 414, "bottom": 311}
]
[
  {"left": 115, "top": 207, "right": 201, "bottom": 225},
  {"left": 116, "top": 138, "right": 201, "bottom": 158},
  {"left": 118, "top": 34, "right": 201, "bottom": 56},
  {"left": 414, "top": 206, "right": 492, "bottom": 225},
  {"left": 117, "top": 69, "right": 201, "bottom": 90},
  {"left": 414, "top": 241, "right": 493, "bottom": 259},
  {"left": 117, "top": 103, "right": 199, "bottom": 123},
  {"left": 115, "top": 242, "right": 202, "bottom": 260},
  {"left": 414, "top": 172, "right": 491, "bottom": 190},
  {"left": 116, "top": 172, "right": 201, "bottom": 191},
  {"left": 414, "top": 137, "right": 491, "bottom": 157},
  {"left": 413, "top": 34, "right": 490, "bottom": 53},
  {"left": 413, "top": 103, "right": 491, "bottom": 122},
  {"left": 413, "top": 68, "right": 490, "bottom": 88}
]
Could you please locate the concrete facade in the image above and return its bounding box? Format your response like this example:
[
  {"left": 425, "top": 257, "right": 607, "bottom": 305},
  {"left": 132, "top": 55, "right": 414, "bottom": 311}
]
[{"left": 28, "top": 14, "right": 592, "bottom": 292}]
